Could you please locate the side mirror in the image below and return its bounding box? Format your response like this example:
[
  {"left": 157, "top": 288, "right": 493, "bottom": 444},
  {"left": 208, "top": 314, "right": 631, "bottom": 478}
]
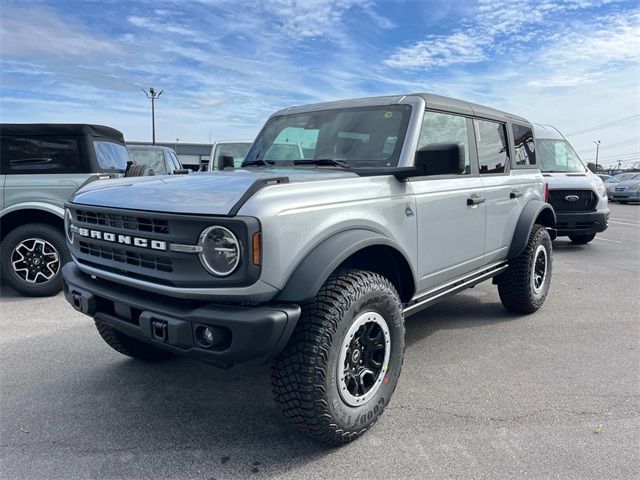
[
  {"left": 217, "top": 155, "right": 235, "bottom": 170},
  {"left": 173, "top": 168, "right": 190, "bottom": 175},
  {"left": 415, "top": 143, "right": 465, "bottom": 176},
  {"left": 198, "top": 160, "right": 209, "bottom": 172}
]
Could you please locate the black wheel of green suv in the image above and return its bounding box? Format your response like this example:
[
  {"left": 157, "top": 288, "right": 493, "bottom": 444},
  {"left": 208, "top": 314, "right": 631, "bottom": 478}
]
[
  {"left": 271, "top": 269, "right": 405, "bottom": 445},
  {"left": 1, "top": 223, "right": 70, "bottom": 297},
  {"left": 497, "top": 224, "right": 552, "bottom": 314}
]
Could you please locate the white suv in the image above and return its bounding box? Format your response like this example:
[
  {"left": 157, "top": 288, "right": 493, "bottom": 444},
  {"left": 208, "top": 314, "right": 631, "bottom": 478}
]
[{"left": 534, "top": 124, "right": 609, "bottom": 244}]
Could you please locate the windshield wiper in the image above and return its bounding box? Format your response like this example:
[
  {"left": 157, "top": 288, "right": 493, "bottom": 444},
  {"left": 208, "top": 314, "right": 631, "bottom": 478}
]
[
  {"left": 293, "top": 158, "right": 350, "bottom": 169},
  {"left": 242, "top": 159, "right": 276, "bottom": 167}
]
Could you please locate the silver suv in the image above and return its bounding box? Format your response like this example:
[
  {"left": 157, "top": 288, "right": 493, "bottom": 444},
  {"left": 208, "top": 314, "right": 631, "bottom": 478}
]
[
  {"left": 0, "top": 124, "right": 127, "bottom": 296},
  {"left": 61, "top": 94, "right": 556, "bottom": 444}
]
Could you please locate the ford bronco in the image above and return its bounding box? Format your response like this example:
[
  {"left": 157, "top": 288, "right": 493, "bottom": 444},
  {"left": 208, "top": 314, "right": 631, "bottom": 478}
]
[
  {"left": 0, "top": 124, "right": 127, "bottom": 296},
  {"left": 61, "top": 94, "right": 556, "bottom": 444}
]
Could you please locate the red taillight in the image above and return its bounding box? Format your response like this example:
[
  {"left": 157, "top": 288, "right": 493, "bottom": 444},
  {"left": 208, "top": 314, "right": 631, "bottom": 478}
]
[{"left": 544, "top": 182, "right": 549, "bottom": 202}]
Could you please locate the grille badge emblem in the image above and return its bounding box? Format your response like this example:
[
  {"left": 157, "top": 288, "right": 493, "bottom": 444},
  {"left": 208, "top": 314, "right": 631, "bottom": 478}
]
[{"left": 564, "top": 195, "right": 580, "bottom": 202}]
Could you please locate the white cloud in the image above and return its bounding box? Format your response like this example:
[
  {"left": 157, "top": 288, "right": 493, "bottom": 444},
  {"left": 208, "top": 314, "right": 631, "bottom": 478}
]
[{"left": 383, "top": 32, "right": 486, "bottom": 69}]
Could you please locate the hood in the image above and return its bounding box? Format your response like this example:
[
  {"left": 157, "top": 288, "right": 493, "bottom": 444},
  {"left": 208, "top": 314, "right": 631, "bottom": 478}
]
[
  {"left": 69, "top": 168, "right": 357, "bottom": 215},
  {"left": 542, "top": 171, "right": 601, "bottom": 190}
]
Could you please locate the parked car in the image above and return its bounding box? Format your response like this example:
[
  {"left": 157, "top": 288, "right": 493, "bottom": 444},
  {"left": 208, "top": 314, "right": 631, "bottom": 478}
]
[
  {"left": 126, "top": 145, "right": 187, "bottom": 176},
  {"left": 62, "top": 93, "right": 555, "bottom": 444},
  {"left": 604, "top": 172, "right": 640, "bottom": 200},
  {"left": 609, "top": 177, "right": 640, "bottom": 204},
  {"left": 0, "top": 123, "right": 126, "bottom": 296},
  {"left": 205, "top": 140, "right": 252, "bottom": 171},
  {"left": 534, "top": 124, "right": 609, "bottom": 244}
]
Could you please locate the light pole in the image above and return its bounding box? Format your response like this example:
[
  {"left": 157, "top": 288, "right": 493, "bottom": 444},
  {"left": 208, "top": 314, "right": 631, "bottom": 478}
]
[
  {"left": 593, "top": 140, "right": 601, "bottom": 173},
  {"left": 142, "top": 87, "right": 163, "bottom": 145},
  {"left": 175, "top": 138, "right": 179, "bottom": 152}
]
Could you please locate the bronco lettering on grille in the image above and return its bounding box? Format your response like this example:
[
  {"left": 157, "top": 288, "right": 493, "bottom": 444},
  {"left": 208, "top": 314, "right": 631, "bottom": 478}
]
[{"left": 76, "top": 227, "right": 167, "bottom": 251}]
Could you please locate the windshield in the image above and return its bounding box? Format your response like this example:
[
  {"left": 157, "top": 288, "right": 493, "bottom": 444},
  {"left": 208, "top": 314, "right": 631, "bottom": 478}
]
[
  {"left": 244, "top": 105, "right": 412, "bottom": 168},
  {"left": 212, "top": 142, "right": 251, "bottom": 168},
  {"left": 536, "top": 139, "right": 586, "bottom": 173},
  {"left": 93, "top": 140, "right": 128, "bottom": 172},
  {"left": 127, "top": 148, "right": 168, "bottom": 174},
  {"left": 607, "top": 172, "right": 640, "bottom": 183}
]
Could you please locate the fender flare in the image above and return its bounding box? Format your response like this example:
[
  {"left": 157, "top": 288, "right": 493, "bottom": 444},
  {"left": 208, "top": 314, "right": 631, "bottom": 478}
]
[
  {"left": 275, "top": 229, "right": 414, "bottom": 303},
  {"left": 0, "top": 202, "right": 64, "bottom": 220},
  {"left": 507, "top": 200, "right": 556, "bottom": 260}
]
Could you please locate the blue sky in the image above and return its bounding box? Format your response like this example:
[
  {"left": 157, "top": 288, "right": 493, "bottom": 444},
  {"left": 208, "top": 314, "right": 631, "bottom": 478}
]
[{"left": 1, "top": 0, "right": 639, "bottom": 168}]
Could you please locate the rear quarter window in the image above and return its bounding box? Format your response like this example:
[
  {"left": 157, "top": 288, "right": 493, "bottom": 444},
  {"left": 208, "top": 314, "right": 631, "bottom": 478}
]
[
  {"left": 1, "top": 136, "right": 82, "bottom": 174},
  {"left": 512, "top": 124, "right": 536, "bottom": 167}
]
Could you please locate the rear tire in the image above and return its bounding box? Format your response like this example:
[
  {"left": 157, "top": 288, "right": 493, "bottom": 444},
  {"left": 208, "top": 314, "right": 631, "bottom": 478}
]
[
  {"left": 568, "top": 233, "right": 596, "bottom": 244},
  {"left": 498, "top": 224, "right": 552, "bottom": 314},
  {"left": 126, "top": 164, "right": 155, "bottom": 177},
  {"left": 271, "top": 269, "right": 405, "bottom": 445},
  {"left": 1, "top": 223, "right": 69, "bottom": 297},
  {"left": 95, "top": 321, "right": 173, "bottom": 361}
]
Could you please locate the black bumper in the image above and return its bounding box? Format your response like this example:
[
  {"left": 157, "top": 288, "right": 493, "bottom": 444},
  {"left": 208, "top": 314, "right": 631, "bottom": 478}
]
[
  {"left": 61, "top": 263, "right": 300, "bottom": 367},
  {"left": 554, "top": 210, "right": 609, "bottom": 236}
]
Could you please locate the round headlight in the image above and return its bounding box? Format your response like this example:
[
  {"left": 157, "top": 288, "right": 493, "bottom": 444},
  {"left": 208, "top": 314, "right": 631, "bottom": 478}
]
[
  {"left": 198, "top": 226, "right": 241, "bottom": 276},
  {"left": 64, "top": 208, "right": 74, "bottom": 244}
]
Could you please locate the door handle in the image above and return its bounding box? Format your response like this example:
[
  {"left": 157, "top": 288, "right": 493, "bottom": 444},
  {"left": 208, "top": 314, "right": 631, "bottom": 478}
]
[
  {"left": 467, "top": 195, "right": 486, "bottom": 206},
  {"left": 510, "top": 190, "right": 523, "bottom": 199}
]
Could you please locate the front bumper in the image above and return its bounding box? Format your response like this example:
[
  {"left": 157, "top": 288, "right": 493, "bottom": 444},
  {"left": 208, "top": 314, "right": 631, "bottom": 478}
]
[
  {"left": 555, "top": 209, "right": 609, "bottom": 236},
  {"left": 62, "top": 263, "right": 300, "bottom": 367}
]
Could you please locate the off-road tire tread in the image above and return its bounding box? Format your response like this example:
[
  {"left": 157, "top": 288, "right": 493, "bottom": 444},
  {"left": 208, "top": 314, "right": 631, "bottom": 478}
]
[
  {"left": 498, "top": 224, "right": 552, "bottom": 314},
  {"left": 271, "top": 269, "right": 404, "bottom": 445},
  {"left": 94, "top": 321, "right": 173, "bottom": 361},
  {"left": 126, "top": 164, "right": 155, "bottom": 177},
  {"left": 568, "top": 233, "right": 596, "bottom": 244}
]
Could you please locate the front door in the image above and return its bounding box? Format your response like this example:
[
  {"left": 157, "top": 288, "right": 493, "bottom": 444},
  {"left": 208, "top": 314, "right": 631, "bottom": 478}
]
[{"left": 410, "top": 111, "right": 485, "bottom": 292}]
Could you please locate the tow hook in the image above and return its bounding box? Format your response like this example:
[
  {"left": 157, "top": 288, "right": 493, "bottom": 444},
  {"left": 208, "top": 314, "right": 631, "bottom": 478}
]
[
  {"left": 71, "top": 291, "right": 83, "bottom": 311},
  {"left": 152, "top": 320, "right": 168, "bottom": 342}
]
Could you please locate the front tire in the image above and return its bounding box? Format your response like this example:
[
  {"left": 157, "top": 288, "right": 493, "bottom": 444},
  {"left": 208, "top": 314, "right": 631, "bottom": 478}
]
[
  {"left": 1, "top": 223, "right": 70, "bottom": 297},
  {"left": 568, "top": 233, "right": 596, "bottom": 244},
  {"left": 95, "top": 321, "right": 173, "bottom": 361},
  {"left": 271, "top": 269, "right": 405, "bottom": 445},
  {"left": 498, "top": 224, "right": 552, "bottom": 314}
]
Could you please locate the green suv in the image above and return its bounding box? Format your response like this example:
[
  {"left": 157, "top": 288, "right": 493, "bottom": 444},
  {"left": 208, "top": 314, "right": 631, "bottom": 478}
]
[{"left": 0, "top": 124, "right": 128, "bottom": 296}]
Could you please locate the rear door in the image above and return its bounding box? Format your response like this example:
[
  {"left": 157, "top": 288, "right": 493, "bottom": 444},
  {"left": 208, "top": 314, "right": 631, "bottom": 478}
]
[
  {"left": 409, "top": 110, "right": 486, "bottom": 292},
  {"left": 476, "top": 120, "right": 532, "bottom": 263}
]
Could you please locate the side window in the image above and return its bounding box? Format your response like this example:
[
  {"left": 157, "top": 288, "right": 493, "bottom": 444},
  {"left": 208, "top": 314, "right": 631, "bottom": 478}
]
[
  {"left": 512, "top": 124, "right": 536, "bottom": 167},
  {"left": 474, "top": 119, "right": 509, "bottom": 174},
  {"left": 418, "top": 111, "right": 470, "bottom": 174},
  {"left": 1, "top": 137, "right": 81, "bottom": 174}
]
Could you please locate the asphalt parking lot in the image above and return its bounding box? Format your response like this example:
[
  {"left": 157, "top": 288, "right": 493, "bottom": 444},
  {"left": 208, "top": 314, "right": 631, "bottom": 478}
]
[{"left": 1, "top": 203, "right": 638, "bottom": 480}]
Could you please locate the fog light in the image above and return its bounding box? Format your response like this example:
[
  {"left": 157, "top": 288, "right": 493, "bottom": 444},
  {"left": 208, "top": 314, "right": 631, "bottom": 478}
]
[{"left": 197, "top": 326, "right": 215, "bottom": 347}]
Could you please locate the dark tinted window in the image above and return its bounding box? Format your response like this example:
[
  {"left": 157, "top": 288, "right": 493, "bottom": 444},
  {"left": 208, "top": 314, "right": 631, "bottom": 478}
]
[
  {"left": 418, "top": 111, "right": 471, "bottom": 174},
  {"left": 474, "top": 120, "right": 509, "bottom": 174},
  {"left": 512, "top": 124, "right": 536, "bottom": 166},
  {"left": 1, "top": 137, "right": 81, "bottom": 174}
]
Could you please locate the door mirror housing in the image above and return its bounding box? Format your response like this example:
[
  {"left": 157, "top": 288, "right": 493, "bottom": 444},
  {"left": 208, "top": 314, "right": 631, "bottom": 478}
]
[
  {"left": 217, "top": 155, "right": 235, "bottom": 170},
  {"left": 415, "top": 143, "right": 465, "bottom": 176},
  {"left": 173, "top": 168, "right": 190, "bottom": 175}
]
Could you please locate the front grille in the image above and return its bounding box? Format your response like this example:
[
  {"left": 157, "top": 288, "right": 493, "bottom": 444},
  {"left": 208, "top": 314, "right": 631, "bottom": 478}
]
[
  {"left": 75, "top": 209, "right": 169, "bottom": 234},
  {"left": 548, "top": 189, "right": 597, "bottom": 212},
  {"left": 79, "top": 240, "right": 173, "bottom": 272}
]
